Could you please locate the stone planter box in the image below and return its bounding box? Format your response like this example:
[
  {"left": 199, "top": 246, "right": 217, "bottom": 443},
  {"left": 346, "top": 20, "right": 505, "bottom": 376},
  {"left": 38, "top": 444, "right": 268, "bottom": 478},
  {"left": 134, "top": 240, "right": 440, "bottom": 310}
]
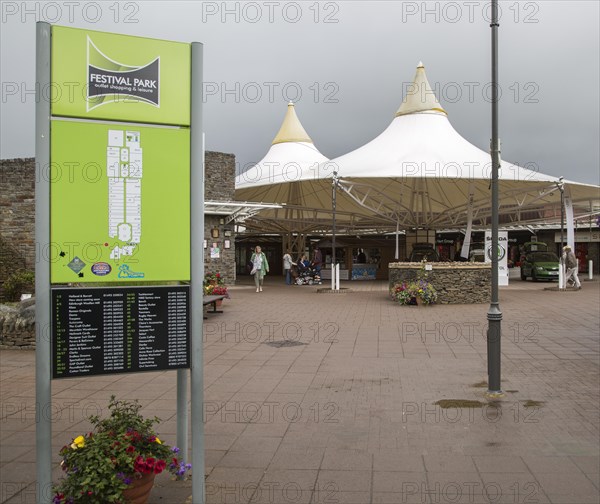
[
  {"left": 0, "top": 298, "right": 35, "bottom": 347},
  {"left": 389, "top": 263, "right": 491, "bottom": 304}
]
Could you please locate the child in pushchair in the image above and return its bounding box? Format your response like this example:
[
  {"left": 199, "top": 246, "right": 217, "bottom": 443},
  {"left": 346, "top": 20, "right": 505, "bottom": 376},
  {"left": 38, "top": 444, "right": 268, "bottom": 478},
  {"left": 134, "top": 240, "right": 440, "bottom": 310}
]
[{"left": 293, "top": 254, "right": 322, "bottom": 285}]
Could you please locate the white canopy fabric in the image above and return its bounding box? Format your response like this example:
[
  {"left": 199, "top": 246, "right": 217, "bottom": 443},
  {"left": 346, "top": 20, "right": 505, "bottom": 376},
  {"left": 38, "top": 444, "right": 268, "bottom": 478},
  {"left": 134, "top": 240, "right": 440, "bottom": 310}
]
[
  {"left": 236, "top": 64, "right": 600, "bottom": 233},
  {"left": 235, "top": 102, "right": 337, "bottom": 233},
  {"left": 236, "top": 102, "right": 329, "bottom": 189}
]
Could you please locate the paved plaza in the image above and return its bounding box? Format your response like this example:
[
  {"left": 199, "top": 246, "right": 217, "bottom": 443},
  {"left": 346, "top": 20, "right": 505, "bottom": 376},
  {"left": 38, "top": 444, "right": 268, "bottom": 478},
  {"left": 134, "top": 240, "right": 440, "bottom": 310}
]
[{"left": 1, "top": 277, "right": 599, "bottom": 503}]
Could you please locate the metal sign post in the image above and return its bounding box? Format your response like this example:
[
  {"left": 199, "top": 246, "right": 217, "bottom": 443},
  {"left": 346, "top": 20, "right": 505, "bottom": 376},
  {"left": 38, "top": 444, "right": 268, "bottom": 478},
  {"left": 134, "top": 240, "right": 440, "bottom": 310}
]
[
  {"left": 190, "top": 42, "right": 206, "bottom": 504},
  {"left": 35, "top": 22, "right": 203, "bottom": 503},
  {"left": 35, "top": 21, "right": 52, "bottom": 504}
]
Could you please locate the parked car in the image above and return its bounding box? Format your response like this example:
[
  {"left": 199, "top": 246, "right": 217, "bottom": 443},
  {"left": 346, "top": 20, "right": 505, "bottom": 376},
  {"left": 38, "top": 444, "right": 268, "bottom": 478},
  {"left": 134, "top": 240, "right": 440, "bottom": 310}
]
[
  {"left": 468, "top": 242, "right": 486, "bottom": 262},
  {"left": 520, "top": 251, "right": 560, "bottom": 281},
  {"left": 523, "top": 241, "right": 548, "bottom": 253},
  {"left": 409, "top": 243, "right": 440, "bottom": 262}
]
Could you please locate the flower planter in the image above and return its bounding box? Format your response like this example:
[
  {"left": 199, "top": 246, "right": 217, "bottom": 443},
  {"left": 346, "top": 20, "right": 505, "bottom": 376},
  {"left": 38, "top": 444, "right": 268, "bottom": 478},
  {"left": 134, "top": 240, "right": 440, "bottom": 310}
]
[
  {"left": 123, "top": 472, "right": 156, "bottom": 504},
  {"left": 53, "top": 396, "right": 191, "bottom": 504}
]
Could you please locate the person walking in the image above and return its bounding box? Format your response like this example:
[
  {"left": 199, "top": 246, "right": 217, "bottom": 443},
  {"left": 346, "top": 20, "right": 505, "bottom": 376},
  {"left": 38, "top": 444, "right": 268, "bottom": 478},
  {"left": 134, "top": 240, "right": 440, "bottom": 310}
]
[
  {"left": 563, "top": 245, "right": 581, "bottom": 289},
  {"left": 283, "top": 250, "right": 296, "bottom": 285},
  {"left": 250, "top": 245, "right": 269, "bottom": 293}
]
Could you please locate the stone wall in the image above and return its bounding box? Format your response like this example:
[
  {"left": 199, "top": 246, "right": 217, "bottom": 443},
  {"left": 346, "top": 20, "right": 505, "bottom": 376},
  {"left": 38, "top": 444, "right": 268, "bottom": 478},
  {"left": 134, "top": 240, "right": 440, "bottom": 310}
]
[
  {"left": 0, "top": 299, "right": 35, "bottom": 348},
  {"left": 0, "top": 158, "right": 36, "bottom": 269},
  {"left": 204, "top": 151, "right": 236, "bottom": 285},
  {"left": 389, "top": 262, "right": 491, "bottom": 304},
  {"left": 204, "top": 215, "right": 236, "bottom": 285},
  {"left": 205, "top": 151, "right": 236, "bottom": 201}
]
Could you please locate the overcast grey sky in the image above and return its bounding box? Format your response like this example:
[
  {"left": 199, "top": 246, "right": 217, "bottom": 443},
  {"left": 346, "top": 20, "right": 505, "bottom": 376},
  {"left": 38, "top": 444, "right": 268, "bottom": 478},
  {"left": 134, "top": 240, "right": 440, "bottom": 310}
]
[{"left": 1, "top": 1, "right": 598, "bottom": 184}]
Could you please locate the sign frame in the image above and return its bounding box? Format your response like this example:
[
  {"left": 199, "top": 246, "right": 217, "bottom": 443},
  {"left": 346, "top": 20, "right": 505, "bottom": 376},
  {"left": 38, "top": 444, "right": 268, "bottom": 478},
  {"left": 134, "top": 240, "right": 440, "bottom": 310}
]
[{"left": 35, "top": 22, "right": 204, "bottom": 503}]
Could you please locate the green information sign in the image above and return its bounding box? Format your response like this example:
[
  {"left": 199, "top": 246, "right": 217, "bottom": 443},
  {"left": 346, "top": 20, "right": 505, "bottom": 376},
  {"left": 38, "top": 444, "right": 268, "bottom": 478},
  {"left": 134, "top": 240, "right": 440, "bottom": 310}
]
[
  {"left": 51, "top": 26, "right": 190, "bottom": 126},
  {"left": 50, "top": 119, "right": 190, "bottom": 283}
]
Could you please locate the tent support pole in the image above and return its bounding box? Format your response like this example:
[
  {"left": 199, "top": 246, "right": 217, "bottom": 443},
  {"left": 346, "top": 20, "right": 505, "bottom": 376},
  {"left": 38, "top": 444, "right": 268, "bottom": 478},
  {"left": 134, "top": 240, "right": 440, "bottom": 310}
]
[
  {"left": 395, "top": 218, "right": 400, "bottom": 260},
  {"left": 487, "top": 0, "right": 503, "bottom": 395},
  {"left": 332, "top": 171, "right": 339, "bottom": 291}
]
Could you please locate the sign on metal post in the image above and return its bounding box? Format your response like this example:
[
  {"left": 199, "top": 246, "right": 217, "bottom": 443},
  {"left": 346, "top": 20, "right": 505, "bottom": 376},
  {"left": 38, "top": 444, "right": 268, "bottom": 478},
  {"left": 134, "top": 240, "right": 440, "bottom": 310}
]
[
  {"left": 36, "top": 23, "right": 202, "bottom": 503},
  {"left": 50, "top": 26, "right": 191, "bottom": 283},
  {"left": 52, "top": 286, "right": 190, "bottom": 378},
  {"left": 485, "top": 230, "right": 509, "bottom": 286}
]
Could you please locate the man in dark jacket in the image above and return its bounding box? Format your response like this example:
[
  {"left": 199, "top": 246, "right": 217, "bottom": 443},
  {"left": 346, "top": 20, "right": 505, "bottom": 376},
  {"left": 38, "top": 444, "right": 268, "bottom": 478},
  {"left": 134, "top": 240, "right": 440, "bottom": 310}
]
[{"left": 312, "top": 246, "right": 323, "bottom": 274}]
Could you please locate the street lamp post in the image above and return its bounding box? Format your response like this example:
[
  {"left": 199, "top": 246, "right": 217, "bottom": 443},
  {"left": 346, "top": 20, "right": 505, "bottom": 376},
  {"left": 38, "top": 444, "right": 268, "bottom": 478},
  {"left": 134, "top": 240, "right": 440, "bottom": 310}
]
[{"left": 487, "top": 0, "right": 502, "bottom": 395}]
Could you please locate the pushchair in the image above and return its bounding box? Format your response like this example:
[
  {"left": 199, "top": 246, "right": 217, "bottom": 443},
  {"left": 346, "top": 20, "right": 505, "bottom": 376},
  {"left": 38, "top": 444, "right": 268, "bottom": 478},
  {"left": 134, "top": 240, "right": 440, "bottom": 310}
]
[{"left": 294, "top": 264, "right": 322, "bottom": 285}]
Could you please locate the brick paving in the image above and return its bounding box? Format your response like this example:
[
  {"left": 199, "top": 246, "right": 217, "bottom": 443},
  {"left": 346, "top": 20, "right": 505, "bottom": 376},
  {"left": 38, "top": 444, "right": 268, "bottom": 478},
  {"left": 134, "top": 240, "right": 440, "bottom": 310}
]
[{"left": 1, "top": 276, "right": 598, "bottom": 504}]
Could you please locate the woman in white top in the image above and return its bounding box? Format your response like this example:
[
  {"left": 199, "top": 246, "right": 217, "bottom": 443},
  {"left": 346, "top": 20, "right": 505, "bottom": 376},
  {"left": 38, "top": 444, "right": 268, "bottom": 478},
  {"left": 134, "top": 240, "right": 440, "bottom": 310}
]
[{"left": 283, "top": 250, "right": 296, "bottom": 286}]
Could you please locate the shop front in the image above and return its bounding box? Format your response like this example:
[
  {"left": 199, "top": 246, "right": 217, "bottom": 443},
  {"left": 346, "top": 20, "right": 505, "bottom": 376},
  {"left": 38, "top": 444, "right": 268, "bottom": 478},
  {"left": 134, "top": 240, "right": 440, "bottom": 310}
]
[{"left": 553, "top": 230, "right": 600, "bottom": 274}]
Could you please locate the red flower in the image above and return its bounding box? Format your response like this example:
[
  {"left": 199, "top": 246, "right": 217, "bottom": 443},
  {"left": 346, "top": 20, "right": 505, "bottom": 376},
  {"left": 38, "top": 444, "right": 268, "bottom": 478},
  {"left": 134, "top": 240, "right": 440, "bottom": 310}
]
[
  {"left": 126, "top": 445, "right": 135, "bottom": 453},
  {"left": 134, "top": 455, "right": 146, "bottom": 473},
  {"left": 154, "top": 459, "right": 166, "bottom": 474}
]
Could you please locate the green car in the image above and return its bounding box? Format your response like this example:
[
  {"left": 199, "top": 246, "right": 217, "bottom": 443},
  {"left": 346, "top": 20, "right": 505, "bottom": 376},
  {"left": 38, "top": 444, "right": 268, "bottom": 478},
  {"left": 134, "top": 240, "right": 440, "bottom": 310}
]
[{"left": 520, "top": 252, "right": 560, "bottom": 281}]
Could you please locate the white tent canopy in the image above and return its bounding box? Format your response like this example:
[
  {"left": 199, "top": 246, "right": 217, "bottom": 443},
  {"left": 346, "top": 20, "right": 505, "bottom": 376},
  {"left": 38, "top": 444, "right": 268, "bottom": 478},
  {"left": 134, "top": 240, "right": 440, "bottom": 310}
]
[
  {"left": 235, "top": 102, "right": 341, "bottom": 233},
  {"left": 236, "top": 102, "right": 329, "bottom": 189},
  {"left": 236, "top": 64, "right": 600, "bottom": 233}
]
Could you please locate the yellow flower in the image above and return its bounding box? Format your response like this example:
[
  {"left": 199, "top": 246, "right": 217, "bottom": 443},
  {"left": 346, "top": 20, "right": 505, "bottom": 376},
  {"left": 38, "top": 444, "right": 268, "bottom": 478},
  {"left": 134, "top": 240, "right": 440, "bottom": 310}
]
[
  {"left": 155, "top": 437, "right": 162, "bottom": 444},
  {"left": 70, "top": 435, "right": 85, "bottom": 449}
]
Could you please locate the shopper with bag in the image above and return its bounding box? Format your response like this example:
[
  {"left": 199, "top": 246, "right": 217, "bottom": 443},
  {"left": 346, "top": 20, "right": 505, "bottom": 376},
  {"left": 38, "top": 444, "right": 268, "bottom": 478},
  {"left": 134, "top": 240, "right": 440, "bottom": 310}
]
[
  {"left": 250, "top": 245, "right": 270, "bottom": 293},
  {"left": 283, "top": 250, "right": 296, "bottom": 286},
  {"left": 563, "top": 245, "right": 581, "bottom": 289}
]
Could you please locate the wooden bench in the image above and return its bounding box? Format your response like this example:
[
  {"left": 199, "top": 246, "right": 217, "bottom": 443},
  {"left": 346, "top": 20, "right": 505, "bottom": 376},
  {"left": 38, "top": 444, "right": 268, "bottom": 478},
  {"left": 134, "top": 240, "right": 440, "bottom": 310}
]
[{"left": 203, "top": 295, "right": 226, "bottom": 319}]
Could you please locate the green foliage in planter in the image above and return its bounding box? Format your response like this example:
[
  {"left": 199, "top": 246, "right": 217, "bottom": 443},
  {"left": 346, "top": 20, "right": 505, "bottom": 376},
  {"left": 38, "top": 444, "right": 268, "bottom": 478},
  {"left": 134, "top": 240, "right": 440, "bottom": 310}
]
[
  {"left": 3, "top": 270, "right": 34, "bottom": 301},
  {"left": 53, "top": 396, "right": 191, "bottom": 504}
]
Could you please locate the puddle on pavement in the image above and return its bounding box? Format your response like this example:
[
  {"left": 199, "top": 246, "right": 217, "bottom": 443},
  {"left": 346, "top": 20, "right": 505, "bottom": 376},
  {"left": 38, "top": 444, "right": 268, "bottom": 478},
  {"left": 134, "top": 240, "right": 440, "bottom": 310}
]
[
  {"left": 522, "top": 400, "right": 545, "bottom": 408},
  {"left": 471, "top": 381, "right": 488, "bottom": 388},
  {"left": 434, "top": 399, "right": 498, "bottom": 408}
]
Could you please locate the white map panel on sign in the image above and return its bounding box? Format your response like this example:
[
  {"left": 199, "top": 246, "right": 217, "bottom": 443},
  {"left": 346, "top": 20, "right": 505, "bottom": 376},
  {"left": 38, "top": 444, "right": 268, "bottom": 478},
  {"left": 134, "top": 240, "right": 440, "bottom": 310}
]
[
  {"left": 108, "top": 130, "right": 123, "bottom": 147},
  {"left": 129, "top": 148, "right": 143, "bottom": 177},
  {"left": 107, "top": 129, "right": 142, "bottom": 259},
  {"left": 126, "top": 131, "right": 140, "bottom": 147},
  {"left": 108, "top": 178, "right": 125, "bottom": 238},
  {"left": 110, "top": 245, "right": 136, "bottom": 260},
  {"left": 118, "top": 223, "right": 132, "bottom": 241},
  {"left": 107, "top": 147, "right": 120, "bottom": 177}
]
